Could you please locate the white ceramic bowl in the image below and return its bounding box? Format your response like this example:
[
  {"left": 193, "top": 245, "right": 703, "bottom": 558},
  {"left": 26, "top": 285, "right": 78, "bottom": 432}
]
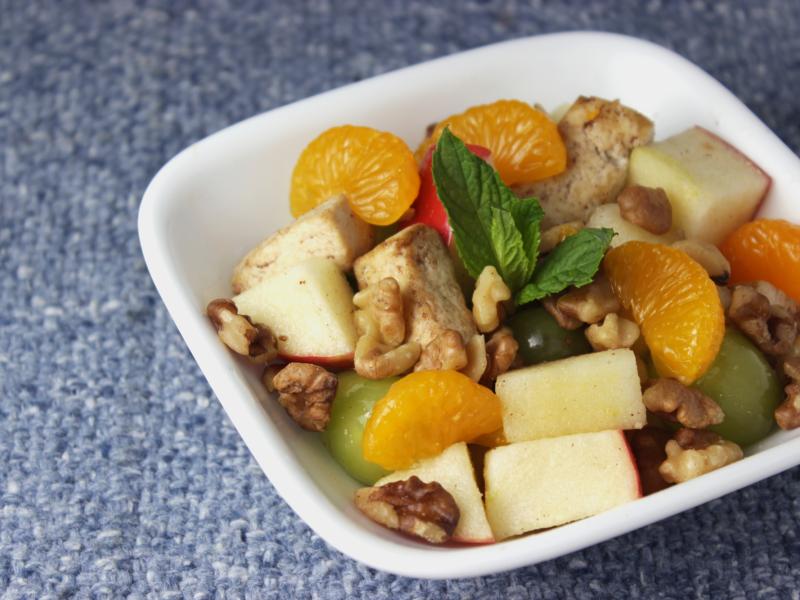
[{"left": 138, "top": 31, "right": 800, "bottom": 579}]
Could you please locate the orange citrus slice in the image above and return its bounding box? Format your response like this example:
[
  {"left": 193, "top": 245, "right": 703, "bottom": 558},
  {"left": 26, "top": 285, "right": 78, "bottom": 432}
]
[
  {"left": 290, "top": 125, "right": 420, "bottom": 226},
  {"left": 416, "top": 99, "right": 566, "bottom": 185},
  {"left": 720, "top": 218, "right": 800, "bottom": 303},
  {"left": 362, "top": 370, "right": 502, "bottom": 470},
  {"left": 604, "top": 241, "right": 724, "bottom": 385}
]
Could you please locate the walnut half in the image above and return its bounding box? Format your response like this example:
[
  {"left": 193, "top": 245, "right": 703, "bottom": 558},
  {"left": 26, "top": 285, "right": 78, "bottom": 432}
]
[
  {"left": 585, "top": 313, "right": 640, "bottom": 351},
  {"left": 556, "top": 276, "right": 621, "bottom": 325},
  {"left": 482, "top": 327, "right": 518, "bottom": 383},
  {"left": 472, "top": 266, "right": 511, "bottom": 333},
  {"left": 659, "top": 437, "right": 743, "bottom": 484},
  {"left": 415, "top": 329, "right": 468, "bottom": 372},
  {"left": 728, "top": 283, "right": 798, "bottom": 356},
  {"left": 271, "top": 363, "right": 337, "bottom": 432},
  {"left": 775, "top": 383, "right": 800, "bottom": 431},
  {"left": 206, "top": 299, "right": 278, "bottom": 363},
  {"left": 617, "top": 185, "right": 672, "bottom": 234},
  {"left": 643, "top": 378, "right": 724, "bottom": 429},
  {"left": 354, "top": 476, "right": 460, "bottom": 544}
]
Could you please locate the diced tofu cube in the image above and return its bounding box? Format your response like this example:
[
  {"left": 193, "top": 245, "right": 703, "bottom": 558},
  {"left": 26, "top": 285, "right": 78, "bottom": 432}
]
[
  {"left": 354, "top": 224, "right": 476, "bottom": 347},
  {"left": 232, "top": 195, "right": 373, "bottom": 293},
  {"left": 513, "top": 97, "right": 654, "bottom": 228}
]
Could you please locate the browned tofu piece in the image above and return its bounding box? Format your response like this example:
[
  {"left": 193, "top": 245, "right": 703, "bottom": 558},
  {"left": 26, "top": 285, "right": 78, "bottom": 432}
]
[
  {"left": 354, "top": 224, "right": 476, "bottom": 347},
  {"left": 232, "top": 195, "right": 373, "bottom": 293},
  {"left": 514, "top": 97, "right": 654, "bottom": 228}
]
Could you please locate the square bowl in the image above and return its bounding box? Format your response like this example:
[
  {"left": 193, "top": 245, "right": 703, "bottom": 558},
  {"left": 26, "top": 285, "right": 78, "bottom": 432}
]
[{"left": 138, "top": 31, "right": 800, "bottom": 579}]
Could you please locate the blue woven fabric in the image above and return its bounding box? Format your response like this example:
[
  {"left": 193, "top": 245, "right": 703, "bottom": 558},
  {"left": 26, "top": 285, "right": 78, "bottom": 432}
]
[{"left": 2, "top": 1, "right": 800, "bottom": 597}]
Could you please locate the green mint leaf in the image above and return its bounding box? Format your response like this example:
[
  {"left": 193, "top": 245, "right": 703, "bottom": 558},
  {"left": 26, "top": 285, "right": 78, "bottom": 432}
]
[
  {"left": 488, "top": 207, "right": 529, "bottom": 290},
  {"left": 432, "top": 129, "right": 543, "bottom": 291},
  {"left": 509, "top": 197, "right": 544, "bottom": 281},
  {"left": 515, "top": 228, "right": 615, "bottom": 305}
]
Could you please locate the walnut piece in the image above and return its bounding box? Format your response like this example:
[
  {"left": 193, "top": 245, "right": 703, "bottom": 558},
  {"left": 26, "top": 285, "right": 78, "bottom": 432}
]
[
  {"left": 556, "top": 276, "right": 621, "bottom": 325},
  {"left": 659, "top": 438, "right": 743, "bottom": 484},
  {"left": 625, "top": 427, "right": 673, "bottom": 495},
  {"left": 416, "top": 329, "right": 468, "bottom": 372},
  {"left": 673, "top": 428, "right": 722, "bottom": 450},
  {"left": 271, "top": 363, "right": 337, "bottom": 432},
  {"left": 472, "top": 266, "right": 512, "bottom": 333},
  {"left": 617, "top": 185, "right": 672, "bottom": 234},
  {"left": 355, "top": 334, "right": 421, "bottom": 380},
  {"left": 728, "top": 284, "right": 798, "bottom": 356},
  {"left": 460, "top": 333, "right": 488, "bottom": 382},
  {"left": 775, "top": 383, "right": 800, "bottom": 430},
  {"left": 482, "top": 327, "right": 519, "bottom": 383},
  {"left": 672, "top": 240, "right": 731, "bottom": 284},
  {"left": 206, "top": 298, "right": 278, "bottom": 363},
  {"left": 539, "top": 221, "right": 584, "bottom": 254},
  {"left": 585, "top": 313, "right": 640, "bottom": 351},
  {"left": 353, "top": 280, "right": 421, "bottom": 379},
  {"left": 354, "top": 476, "right": 460, "bottom": 544},
  {"left": 643, "top": 378, "right": 724, "bottom": 429},
  {"left": 353, "top": 277, "right": 405, "bottom": 347},
  {"left": 542, "top": 296, "right": 582, "bottom": 330}
]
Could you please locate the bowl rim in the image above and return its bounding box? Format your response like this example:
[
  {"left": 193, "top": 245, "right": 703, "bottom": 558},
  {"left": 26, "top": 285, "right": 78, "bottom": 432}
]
[{"left": 138, "top": 30, "right": 800, "bottom": 579}]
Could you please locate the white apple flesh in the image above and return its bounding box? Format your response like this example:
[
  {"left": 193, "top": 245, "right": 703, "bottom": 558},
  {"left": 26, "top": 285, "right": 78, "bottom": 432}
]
[
  {"left": 484, "top": 430, "right": 641, "bottom": 540},
  {"left": 586, "top": 203, "right": 680, "bottom": 247},
  {"left": 233, "top": 258, "right": 357, "bottom": 367},
  {"left": 375, "top": 442, "right": 494, "bottom": 544},
  {"left": 627, "top": 126, "right": 771, "bottom": 245},
  {"left": 495, "top": 348, "right": 645, "bottom": 443}
]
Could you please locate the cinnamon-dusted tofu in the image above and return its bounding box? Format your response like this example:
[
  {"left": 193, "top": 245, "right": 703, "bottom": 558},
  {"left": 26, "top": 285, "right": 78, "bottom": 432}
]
[
  {"left": 232, "top": 195, "right": 373, "bottom": 293},
  {"left": 354, "top": 224, "right": 476, "bottom": 347},
  {"left": 514, "top": 97, "right": 654, "bottom": 228}
]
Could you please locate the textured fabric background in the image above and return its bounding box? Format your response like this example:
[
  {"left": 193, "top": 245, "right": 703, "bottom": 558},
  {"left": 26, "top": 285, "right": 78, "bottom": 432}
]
[{"left": 2, "top": 1, "right": 800, "bottom": 598}]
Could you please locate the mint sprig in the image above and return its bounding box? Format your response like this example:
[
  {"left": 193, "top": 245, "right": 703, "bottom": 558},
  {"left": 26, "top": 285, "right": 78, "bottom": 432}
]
[
  {"left": 432, "top": 129, "right": 614, "bottom": 305},
  {"left": 432, "top": 128, "right": 543, "bottom": 291},
  {"left": 515, "top": 228, "right": 615, "bottom": 304}
]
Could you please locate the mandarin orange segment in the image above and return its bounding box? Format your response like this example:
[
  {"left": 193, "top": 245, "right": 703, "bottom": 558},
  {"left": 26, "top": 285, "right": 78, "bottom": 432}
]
[
  {"left": 720, "top": 219, "right": 800, "bottom": 303},
  {"left": 604, "top": 241, "right": 725, "bottom": 385},
  {"left": 416, "top": 100, "right": 566, "bottom": 186},
  {"left": 362, "top": 370, "right": 502, "bottom": 470},
  {"left": 290, "top": 125, "right": 420, "bottom": 226}
]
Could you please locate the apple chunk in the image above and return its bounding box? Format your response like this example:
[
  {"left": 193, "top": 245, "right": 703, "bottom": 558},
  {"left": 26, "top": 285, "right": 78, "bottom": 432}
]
[
  {"left": 628, "top": 126, "right": 770, "bottom": 245},
  {"left": 495, "top": 349, "right": 645, "bottom": 443},
  {"left": 484, "top": 431, "right": 641, "bottom": 540},
  {"left": 233, "top": 258, "right": 357, "bottom": 366},
  {"left": 375, "top": 442, "right": 494, "bottom": 544}
]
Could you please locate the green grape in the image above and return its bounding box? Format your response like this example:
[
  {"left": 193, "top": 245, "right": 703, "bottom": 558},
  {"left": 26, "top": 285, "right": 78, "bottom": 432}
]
[
  {"left": 321, "top": 371, "right": 397, "bottom": 484},
  {"left": 507, "top": 305, "right": 592, "bottom": 365},
  {"left": 694, "top": 328, "right": 782, "bottom": 447}
]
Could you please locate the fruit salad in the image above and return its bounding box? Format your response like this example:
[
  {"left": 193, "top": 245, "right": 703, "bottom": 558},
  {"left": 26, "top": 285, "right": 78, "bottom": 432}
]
[{"left": 206, "top": 96, "right": 800, "bottom": 545}]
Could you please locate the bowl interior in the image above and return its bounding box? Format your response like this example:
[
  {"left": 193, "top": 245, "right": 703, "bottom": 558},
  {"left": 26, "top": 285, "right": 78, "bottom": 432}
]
[{"left": 140, "top": 32, "right": 800, "bottom": 578}]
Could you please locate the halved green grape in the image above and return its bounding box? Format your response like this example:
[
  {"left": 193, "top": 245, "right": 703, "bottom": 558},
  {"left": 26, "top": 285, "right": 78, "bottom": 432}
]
[
  {"left": 507, "top": 305, "right": 592, "bottom": 365},
  {"left": 694, "top": 328, "right": 782, "bottom": 446},
  {"left": 321, "top": 371, "right": 397, "bottom": 484}
]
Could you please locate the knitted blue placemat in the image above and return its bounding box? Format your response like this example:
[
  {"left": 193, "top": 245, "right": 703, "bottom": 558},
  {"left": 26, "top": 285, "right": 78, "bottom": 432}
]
[{"left": 2, "top": 1, "right": 800, "bottom": 597}]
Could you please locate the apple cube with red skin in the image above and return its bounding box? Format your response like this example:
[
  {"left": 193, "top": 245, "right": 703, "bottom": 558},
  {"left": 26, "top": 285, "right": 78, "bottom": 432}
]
[
  {"left": 627, "top": 126, "right": 771, "bottom": 245},
  {"left": 407, "top": 144, "right": 491, "bottom": 246},
  {"left": 374, "top": 442, "right": 494, "bottom": 544},
  {"left": 233, "top": 258, "right": 357, "bottom": 368},
  {"left": 484, "top": 430, "right": 641, "bottom": 540}
]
